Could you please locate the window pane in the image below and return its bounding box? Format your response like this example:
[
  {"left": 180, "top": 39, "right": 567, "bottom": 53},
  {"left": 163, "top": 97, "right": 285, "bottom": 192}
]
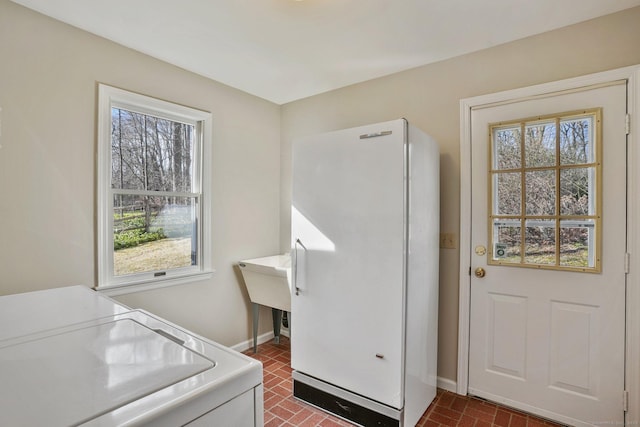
[
  {"left": 111, "top": 108, "right": 195, "bottom": 192},
  {"left": 560, "top": 117, "right": 594, "bottom": 165},
  {"left": 494, "top": 172, "right": 521, "bottom": 215},
  {"left": 493, "top": 126, "right": 521, "bottom": 169},
  {"left": 560, "top": 220, "right": 595, "bottom": 268},
  {"left": 560, "top": 167, "right": 595, "bottom": 215},
  {"left": 113, "top": 194, "right": 197, "bottom": 276},
  {"left": 525, "top": 220, "right": 556, "bottom": 265},
  {"left": 526, "top": 170, "right": 556, "bottom": 215},
  {"left": 525, "top": 121, "right": 556, "bottom": 167},
  {"left": 492, "top": 219, "right": 521, "bottom": 263},
  {"left": 487, "top": 110, "right": 600, "bottom": 272}
]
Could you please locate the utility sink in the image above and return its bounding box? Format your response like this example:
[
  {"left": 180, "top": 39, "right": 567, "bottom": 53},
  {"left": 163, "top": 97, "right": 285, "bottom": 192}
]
[
  {"left": 239, "top": 254, "right": 291, "bottom": 311},
  {"left": 239, "top": 254, "right": 291, "bottom": 352}
]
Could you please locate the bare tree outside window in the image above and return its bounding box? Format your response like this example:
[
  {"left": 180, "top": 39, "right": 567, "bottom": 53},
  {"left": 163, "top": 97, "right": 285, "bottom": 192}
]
[{"left": 111, "top": 108, "right": 197, "bottom": 276}]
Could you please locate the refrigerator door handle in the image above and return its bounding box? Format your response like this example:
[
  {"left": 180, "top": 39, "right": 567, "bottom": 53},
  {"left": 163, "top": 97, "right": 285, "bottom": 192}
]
[
  {"left": 295, "top": 238, "right": 307, "bottom": 251},
  {"left": 359, "top": 130, "right": 392, "bottom": 139},
  {"left": 294, "top": 238, "right": 307, "bottom": 296}
]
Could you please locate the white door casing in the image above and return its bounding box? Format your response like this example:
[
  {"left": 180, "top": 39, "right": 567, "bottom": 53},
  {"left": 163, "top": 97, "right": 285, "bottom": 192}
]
[{"left": 458, "top": 66, "right": 640, "bottom": 426}]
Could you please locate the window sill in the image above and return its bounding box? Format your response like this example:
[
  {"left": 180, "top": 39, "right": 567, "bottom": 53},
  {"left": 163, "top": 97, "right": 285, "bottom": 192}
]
[{"left": 96, "top": 270, "right": 214, "bottom": 297}]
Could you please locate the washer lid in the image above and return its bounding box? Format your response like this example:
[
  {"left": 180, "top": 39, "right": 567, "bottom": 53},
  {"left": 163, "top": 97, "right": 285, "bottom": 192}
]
[
  {"left": 0, "top": 286, "right": 131, "bottom": 341},
  {"left": 0, "top": 318, "right": 215, "bottom": 426}
]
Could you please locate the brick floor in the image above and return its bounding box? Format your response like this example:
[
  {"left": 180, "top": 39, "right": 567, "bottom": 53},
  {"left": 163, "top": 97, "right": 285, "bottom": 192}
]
[{"left": 244, "top": 337, "right": 565, "bottom": 427}]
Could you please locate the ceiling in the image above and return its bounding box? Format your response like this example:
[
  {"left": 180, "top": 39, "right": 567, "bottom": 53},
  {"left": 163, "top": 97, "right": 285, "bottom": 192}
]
[{"left": 10, "top": 0, "right": 640, "bottom": 104}]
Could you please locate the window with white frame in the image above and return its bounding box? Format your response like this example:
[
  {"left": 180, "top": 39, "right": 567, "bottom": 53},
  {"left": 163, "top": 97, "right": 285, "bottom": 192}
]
[{"left": 97, "top": 84, "right": 212, "bottom": 292}]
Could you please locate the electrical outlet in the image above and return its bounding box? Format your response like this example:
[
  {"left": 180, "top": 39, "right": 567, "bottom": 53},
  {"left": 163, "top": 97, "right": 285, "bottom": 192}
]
[{"left": 439, "top": 233, "right": 457, "bottom": 249}]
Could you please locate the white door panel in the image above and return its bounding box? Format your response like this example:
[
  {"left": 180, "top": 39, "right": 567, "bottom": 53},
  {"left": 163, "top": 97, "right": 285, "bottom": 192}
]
[
  {"left": 291, "top": 120, "right": 406, "bottom": 408},
  {"left": 469, "top": 83, "right": 627, "bottom": 425}
]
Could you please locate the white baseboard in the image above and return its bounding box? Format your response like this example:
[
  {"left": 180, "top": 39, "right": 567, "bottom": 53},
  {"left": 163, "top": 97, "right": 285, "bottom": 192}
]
[
  {"left": 231, "top": 328, "right": 290, "bottom": 353},
  {"left": 437, "top": 376, "right": 458, "bottom": 393}
]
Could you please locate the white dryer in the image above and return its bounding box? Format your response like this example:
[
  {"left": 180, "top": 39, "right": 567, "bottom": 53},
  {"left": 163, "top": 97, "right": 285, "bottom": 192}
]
[{"left": 0, "top": 286, "right": 263, "bottom": 426}]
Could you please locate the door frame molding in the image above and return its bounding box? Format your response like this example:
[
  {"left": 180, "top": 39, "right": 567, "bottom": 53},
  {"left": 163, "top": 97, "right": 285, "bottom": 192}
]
[{"left": 458, "top": 65, "right": 640, "bottom": 422}]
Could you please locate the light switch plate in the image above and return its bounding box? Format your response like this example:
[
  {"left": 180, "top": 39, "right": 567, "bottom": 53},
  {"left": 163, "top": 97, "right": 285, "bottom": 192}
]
[{"left": 440, "top": 233, "right": 457, "bottom": 249}]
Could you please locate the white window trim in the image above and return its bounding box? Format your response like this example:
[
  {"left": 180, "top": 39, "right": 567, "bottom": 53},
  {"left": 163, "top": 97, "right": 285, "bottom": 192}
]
[{"left": 97, "top": 84, "right": 213, "bottom": 295}]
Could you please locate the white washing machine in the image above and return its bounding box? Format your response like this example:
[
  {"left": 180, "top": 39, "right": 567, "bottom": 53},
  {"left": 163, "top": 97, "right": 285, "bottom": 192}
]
[{"left": 0, "top": 286, "right": 263, "bottom": 426}]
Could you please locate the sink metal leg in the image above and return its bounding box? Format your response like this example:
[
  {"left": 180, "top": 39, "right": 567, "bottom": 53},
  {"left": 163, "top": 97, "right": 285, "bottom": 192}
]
[
  {"left": 272, "top": 308, "right": 282, "bottom": 345},
  {"left": 252, "top": 303, "right": 259, "bottom": 353}
]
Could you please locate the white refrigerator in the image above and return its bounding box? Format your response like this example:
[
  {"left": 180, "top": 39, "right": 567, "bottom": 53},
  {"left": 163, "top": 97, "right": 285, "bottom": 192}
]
[{"left": 291, "top": 119, "right": 439, "bottom": 427}]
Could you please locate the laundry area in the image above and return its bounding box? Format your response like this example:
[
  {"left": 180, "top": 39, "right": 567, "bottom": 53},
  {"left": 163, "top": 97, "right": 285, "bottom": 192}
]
[{"left": 0, "top": 286, "right": 263, "bottom": 426}]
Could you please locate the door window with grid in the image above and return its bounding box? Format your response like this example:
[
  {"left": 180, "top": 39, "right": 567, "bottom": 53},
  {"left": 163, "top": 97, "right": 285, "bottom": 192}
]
[{"left": 489, "top": 109, "right": 601, "bottom": 272}]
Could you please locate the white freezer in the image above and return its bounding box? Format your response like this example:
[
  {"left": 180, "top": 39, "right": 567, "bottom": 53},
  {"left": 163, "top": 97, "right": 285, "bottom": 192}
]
[
  {"left": 292, "top": 119, "right": 406, "bottom": 406},
  {"left": 0, "top": 286, "right": 263, "bottom": 426},
  {"left": 291, "top": 119, "right": 439, "bottom": 426}
]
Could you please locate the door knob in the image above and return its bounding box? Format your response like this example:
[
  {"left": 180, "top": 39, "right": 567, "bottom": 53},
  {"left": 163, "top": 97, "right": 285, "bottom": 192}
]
[{"left": 474, "top": 267, "right": 486, "bottom": 278}]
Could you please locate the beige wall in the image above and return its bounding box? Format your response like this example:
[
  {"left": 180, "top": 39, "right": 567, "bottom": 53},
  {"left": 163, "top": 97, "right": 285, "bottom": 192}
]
[
  {"left": 0, "top": 0, "right": 282, "bottom": 346},
  {"left": 280, "top": 7, "right": 640, "bottom": 383}
]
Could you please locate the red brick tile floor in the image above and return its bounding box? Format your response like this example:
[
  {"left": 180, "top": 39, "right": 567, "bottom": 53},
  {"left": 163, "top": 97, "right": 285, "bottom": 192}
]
[{"left": 244, "top": 337, "right": 566, "bottom": 427}]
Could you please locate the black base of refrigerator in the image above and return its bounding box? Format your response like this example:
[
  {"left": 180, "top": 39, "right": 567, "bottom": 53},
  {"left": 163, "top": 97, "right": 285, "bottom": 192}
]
[{"left": 292, "top": 374, "right": 401, "bottom": 427}]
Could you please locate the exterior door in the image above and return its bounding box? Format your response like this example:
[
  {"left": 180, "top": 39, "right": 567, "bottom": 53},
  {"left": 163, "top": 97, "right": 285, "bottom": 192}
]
[{"left": 468, "top": 81, "right": 627, "bottom": 425}]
